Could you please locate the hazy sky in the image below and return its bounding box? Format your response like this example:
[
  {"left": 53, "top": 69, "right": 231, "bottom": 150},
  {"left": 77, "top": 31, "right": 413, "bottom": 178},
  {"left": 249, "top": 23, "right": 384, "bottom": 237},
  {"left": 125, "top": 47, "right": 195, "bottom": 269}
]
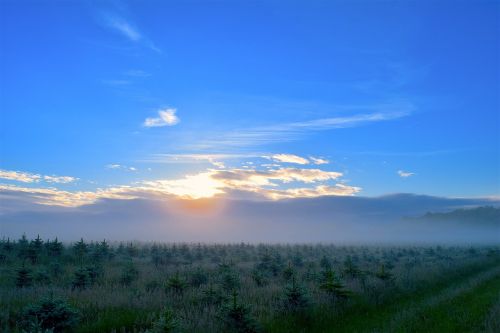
[{"left": 0, "top": 0, "right": 499, "bottom": 210}]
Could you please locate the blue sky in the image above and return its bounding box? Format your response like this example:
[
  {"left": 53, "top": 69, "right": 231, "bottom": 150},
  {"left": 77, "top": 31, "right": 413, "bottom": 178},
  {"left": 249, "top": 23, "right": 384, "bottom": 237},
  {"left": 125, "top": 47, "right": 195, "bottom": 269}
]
[{"left": 0, "top": 0, "right": 499, "bottom": 208}]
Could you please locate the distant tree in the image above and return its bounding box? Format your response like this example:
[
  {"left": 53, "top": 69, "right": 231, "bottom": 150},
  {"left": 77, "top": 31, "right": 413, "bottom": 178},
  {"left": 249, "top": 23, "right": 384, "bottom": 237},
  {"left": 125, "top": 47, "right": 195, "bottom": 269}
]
[
  {"left": 343, "top": 256, "right": 361, "bottom": 278},
  {"left": 282, "top": 262, "right": 295, "bottom": 282},
  {"left": 16, "top": 265, "right": 33, "bottom": 288},
  {"left": 71, "top": 268, "right": 89, "bottom": 291},
  {"left": 84, "top": 265, "right": 102, "bottom": 286},
  {"left": 3, "top": 238, "right": 14, "bottom": 252},
  {"left": 201, "top": 282, "right": 221, "bottom": 305},
  {"left": 31, "top": 235, "right": 44, "bottom": 252},
  {"left": 48, "top": 238, "right": 63, "bottom": 257},
  {"left": 320, "top": 255, "right": 332, "bottom": 270},
  {"left": 375, "top": 264, "right": 394, "bottom": 284},
  {"left": 99, "top": 239, "right": 110, "bottom": 258},
  {"left": 119, "top": 261, "right": 139, "bottom": 286},
  {"left": 26, "top": 243, "right": 39, "bottom": 265},
  {"left": 319, "top": 268, "right": 350, "bottom": 301},
  {"left": 72, "top": 238, "right": 88, "bottom": 261},
  {"left": 165, "top": 272, "right": 187, "bottom": 295},
  {"left": 17, "top": 234, "right": 29, "bottom": 261},
  {"left": 190, "top": 267, "right": 208, "bottom": 288},
  {"left": 251, "top": 269, "right": 268, "bottom": 287}
]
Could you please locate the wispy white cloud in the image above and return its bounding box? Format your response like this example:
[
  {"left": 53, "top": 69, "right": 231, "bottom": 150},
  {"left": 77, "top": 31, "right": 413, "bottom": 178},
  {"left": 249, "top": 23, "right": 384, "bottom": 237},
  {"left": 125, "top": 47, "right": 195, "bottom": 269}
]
[
  {"left": 101, "top": 14, "right": 161, "bottom": 53},
  {"left": 106, "top": 164, "right": 122, "bottom": 169},
  {"left": 0, "top": 170, "right": 41, "bottom": 183},
  {"left": 0, "top": 169, "right": 77, "bottom": 184},
  {"left": 0, "top": 184, "right": 134, "bottom": 207},
  {"left": 265, "top": 154, "right": 309, "bottom": 165},
  {"left": 43, "top": 175, "right": 78, "bottom": 184},
  {"left": 398, "top": 170, "right": 415, "bottom": 178},
  {"left": 264, "top": 184, "right": 360, "bottom": 200},
  {"left": 143, "top": 108, "right": 180, "bottom": 127},
  {"left": 106, "top": 164, "right": 137, "bottom": 172},
  {"left": 310, "top": 157, "right": 329, "bottom": 165},
  {"left": 107, "top": 17, "right": 142, "bottom": 41}
]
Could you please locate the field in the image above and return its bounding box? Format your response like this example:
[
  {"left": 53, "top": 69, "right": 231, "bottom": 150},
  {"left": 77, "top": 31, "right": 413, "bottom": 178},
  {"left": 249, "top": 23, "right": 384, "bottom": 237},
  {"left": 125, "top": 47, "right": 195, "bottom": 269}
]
[{"left": 1, "top": 236, "right": 499, "bottom": 333}]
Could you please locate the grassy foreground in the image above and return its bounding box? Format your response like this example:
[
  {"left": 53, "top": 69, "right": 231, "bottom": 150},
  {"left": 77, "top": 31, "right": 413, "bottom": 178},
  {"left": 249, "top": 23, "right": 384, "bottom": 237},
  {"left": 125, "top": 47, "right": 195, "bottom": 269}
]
[{"left": 0, "top": 235, "right": 499, "bottom": 332}]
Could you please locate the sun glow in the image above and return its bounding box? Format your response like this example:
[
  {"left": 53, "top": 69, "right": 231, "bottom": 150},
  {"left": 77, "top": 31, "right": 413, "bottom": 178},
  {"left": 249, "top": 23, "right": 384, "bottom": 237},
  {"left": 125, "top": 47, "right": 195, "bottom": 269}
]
[{"left": 143, "top": 172, "right": 224, "bottom": 199}]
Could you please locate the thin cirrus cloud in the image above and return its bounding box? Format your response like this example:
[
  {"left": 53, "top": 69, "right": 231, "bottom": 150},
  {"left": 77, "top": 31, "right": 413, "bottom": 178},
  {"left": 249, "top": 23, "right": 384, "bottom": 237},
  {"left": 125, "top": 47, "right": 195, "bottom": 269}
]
[
  {"left": 264, "top": 154, "right": 330, "bottom": 165},
  {"left": 101, "top": 14, "right": 161, "bottom": 53},
  {"left": 143, "top": 108, "right": 180, "bottom": 127},
  {"left": 107, "top": 17, "right": 142, "bottom": 41},
  {"left": 189, "top": 102, "right": 414, "bottom": 150},
  {"left": 0, "top": 169, "right": 77, "bottom": 184},
  {"left": 398, "top": 170, "right": 415, "bottom": 178}
]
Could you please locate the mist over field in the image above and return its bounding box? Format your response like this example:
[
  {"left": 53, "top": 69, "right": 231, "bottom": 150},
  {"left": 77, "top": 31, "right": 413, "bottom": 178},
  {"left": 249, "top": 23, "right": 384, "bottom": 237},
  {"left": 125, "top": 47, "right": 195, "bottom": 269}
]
[{"left": 1, "top": 193, "right": 498, "bottom": 243}]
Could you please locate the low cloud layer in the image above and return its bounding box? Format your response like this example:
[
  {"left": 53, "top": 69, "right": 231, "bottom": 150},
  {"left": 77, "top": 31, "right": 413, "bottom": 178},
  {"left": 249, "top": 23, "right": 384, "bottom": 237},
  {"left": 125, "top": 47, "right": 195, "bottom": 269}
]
[{"left": 0, "top": 164, "right": 357, "bottom": 207}]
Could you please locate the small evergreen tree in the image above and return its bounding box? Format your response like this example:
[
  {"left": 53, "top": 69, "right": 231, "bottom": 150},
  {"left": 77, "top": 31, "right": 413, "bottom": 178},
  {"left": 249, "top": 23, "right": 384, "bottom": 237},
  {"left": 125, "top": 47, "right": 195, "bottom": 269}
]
[
  {"left": 343, "top": 256, "right": 361, "bottom": 278},
  {"left": 150, "top": 307, "right": 179, "bottom": 333},
  {"left": 31, "top": 235, "right": 44, "bottom": 252},
  {"left": 17, "top": 234, "right": 29, "bottom": 261},
  {"left": 375, "top": 264, "right": 394, "bottom": 283},
  {"left": 282, "top": 262, "right": 295, "bottom": 282},
  {"left": 3, "top": 237, "right": 14, "bottom": 252},
  {"left": 319, "top": 268, "right": 350, "bottom": 301},
  {"left": 26, "top": 243, "right": 39, "bottom": 265},
  {"left": 16, "top": 265, "right": 33, "bottom": 288},
  {"left": 251, "top": 269, "right": 268, "bottom": 287},
  {"left": 282, "top": 276, "right": 310, "bottom": 313},
  {"left": 18, "top": 296, "right": 79, "bottom": 333},
  {"left": 165, "top": 272, "right": 186, "bottom": 295},
  {"left": 48, "top": 238, "right": 63, "bottom": 257},
  {"left": 72, "top": 238, "right": 88, "bottom": 261},
  {"left": 201, "top": 282, "right": 221, "bottom": 305},
  {"left": 218, "top": 290, "right": 259, "bottom": 333},
  {"left": 71, "top": 268, "right": 89, "bottom": 291},
  {"left": 84, "top": 265, "right": 102, "bottom": 286},
  {"left": 221, "top": 270, "right": 240, "bottom": 292}
]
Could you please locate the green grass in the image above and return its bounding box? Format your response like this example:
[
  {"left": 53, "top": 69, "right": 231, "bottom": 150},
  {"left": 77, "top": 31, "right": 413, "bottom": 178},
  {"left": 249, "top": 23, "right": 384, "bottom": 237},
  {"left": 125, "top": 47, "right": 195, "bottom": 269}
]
[
  {"left": 75, "top": 307, "right": 155, "bottom": 333},
  {"left": 264, "top": 259, "right": 500, "bottom": 332},
  {"left": 395, "top": 271, "right": 500, "bottom": 333}
]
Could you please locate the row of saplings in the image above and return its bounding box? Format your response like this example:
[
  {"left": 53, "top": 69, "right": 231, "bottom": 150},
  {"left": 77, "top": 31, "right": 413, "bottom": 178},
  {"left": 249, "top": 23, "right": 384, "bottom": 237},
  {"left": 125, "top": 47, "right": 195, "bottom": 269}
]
[{"left": 15, "top": 261, "right": 389, "bottom": 333}]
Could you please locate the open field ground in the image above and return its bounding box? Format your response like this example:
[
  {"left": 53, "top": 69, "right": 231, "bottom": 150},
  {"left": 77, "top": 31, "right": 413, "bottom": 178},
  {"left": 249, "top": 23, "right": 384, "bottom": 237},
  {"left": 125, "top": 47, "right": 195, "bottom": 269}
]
[{"left": 1, "top": 236, "right": 499, "bottom": 332}]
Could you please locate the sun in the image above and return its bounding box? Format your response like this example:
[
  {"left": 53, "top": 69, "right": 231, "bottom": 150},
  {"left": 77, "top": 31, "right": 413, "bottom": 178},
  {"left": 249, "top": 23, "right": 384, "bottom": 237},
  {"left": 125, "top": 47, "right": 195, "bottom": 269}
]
[{"left": 151, "top": 171, "right": 225, "bottom": 200}]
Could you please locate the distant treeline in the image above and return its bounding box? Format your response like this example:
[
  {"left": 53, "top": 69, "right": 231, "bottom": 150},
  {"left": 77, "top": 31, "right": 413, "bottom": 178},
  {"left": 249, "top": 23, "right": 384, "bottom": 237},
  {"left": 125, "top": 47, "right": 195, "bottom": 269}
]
[{"left": 420, "top": 206, "right": 500, "bottom": 224}]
